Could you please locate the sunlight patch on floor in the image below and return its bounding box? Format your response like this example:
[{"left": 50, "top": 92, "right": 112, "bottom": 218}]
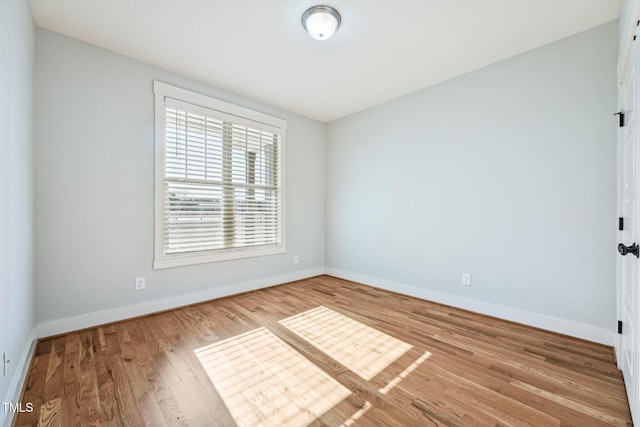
[
  {"left": 339, "top": 401, "right": 372, "bottom": 427},
  {"left": 379, "top": 351, "right": 431, "bottom": 395},
  {"left": 195, "top": 327, "right": 351, "bottom": 427},
  {"left": 279, "top": 306, "right": 412, "bottom": 380}
]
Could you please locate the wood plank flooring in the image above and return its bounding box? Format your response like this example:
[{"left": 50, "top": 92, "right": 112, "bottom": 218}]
[{"left": 14, "top": 275, "right": 632, "bottom": 426}]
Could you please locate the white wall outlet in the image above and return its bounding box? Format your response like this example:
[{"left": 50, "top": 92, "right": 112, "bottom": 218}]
[
  {"left": 293, "top": 255, "right": 299, "bottom": 264},
  {"left": 462, "top": 273, "right": 471, "bottom": 286},
  {"left": 135, "top": 276, "right": 146, "bottom": 291},
  {"left": 3, "top": 350, "right": 9, "bottom": 377}
]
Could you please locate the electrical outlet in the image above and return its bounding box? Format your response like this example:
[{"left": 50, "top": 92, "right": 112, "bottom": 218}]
[
  {"left": 3, "top": 350, "right": 8, "bottom": 377},
  {"left": 462, "top": 273, "right": 471, "bottom": 286},
  {"left": 293, "top": 255, "right": 299, "bottom": 264},
  {"left": 135, "top": 277, "right": 146, "bottom": 291}
]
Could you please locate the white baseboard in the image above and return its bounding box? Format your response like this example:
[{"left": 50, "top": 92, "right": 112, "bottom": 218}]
[
  {"left": 0, "top": 329, "right": 37, "bottom": 427},
  {"left": 326, "top": 268, "right": 615, "bottom": 346},
  {"left": 34, "top": 265, "right": 614, "bottom": 348},
  {"left": 37, "top": 268, "right": 325, "bottom": 339}
]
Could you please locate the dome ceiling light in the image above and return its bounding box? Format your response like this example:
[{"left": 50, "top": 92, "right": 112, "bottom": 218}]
[{"left": 302, "top": 5, "right": 342, "bottom": 41}]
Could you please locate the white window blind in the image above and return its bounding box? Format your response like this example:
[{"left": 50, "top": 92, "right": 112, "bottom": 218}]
[{"left": 154, "top": 82, "right": 286, "bottom": 268}]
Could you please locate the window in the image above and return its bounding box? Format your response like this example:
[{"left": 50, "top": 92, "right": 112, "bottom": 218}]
[{"left": 154, "top": 82, "right": 286, "bottom": 269}]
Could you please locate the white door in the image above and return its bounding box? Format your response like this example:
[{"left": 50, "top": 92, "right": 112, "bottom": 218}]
[{"left": 619, "top": 31, "right": 640, "bottom": 424}]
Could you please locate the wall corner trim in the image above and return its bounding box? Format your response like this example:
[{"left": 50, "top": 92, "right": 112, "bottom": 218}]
[{"left": 325, "top": 268, "right": 615, "bottom": 346}]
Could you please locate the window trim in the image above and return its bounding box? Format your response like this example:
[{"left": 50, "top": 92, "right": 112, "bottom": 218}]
[{"left": 153, "top": 81, "right": 287, "bottom": 269}]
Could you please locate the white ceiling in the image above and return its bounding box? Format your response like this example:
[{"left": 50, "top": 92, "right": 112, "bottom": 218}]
[{"left": 29, "top": 0, "right": 621, "bottom": 123}]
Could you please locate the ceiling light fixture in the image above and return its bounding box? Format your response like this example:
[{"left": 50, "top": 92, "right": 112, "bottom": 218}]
[{"left": 302, "top": 5, "right": 341, "bottom": 41}]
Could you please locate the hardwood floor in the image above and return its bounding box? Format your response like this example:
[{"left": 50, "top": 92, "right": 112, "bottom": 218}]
[{"left": 14, "top": 275, "right": 632, "bottom": 426}]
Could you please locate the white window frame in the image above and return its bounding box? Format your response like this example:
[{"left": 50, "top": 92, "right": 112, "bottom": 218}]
[{"left": 153, "top": 81, "right": 286, "bottom": 269}]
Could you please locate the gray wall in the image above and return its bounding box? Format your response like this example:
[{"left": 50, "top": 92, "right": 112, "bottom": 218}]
[
  {"left": 326, "top": 22, "right": 618, "bottom": 330},
  {"left": 34, "top": 29, "right": 326, "bottom": 324},
  {"left": 0, "top": 0, "right": 34, "bottom": 407},
  {"left": 30, "top": 20, "right": 620, "bottom": 335}
]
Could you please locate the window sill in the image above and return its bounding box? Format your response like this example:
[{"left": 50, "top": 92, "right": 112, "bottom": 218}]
[{"left": 153, "top": 245, "right": 287, "bottom": 269}]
